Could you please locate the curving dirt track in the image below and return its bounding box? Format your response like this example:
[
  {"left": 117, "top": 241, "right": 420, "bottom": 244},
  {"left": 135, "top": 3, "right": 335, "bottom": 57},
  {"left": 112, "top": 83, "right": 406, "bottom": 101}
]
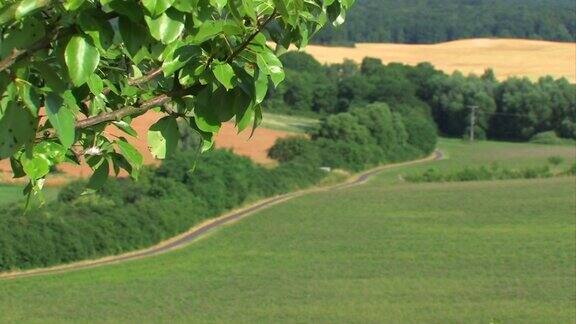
[{"left": 0, "top": 151, "right": 443, "bottom": 280}]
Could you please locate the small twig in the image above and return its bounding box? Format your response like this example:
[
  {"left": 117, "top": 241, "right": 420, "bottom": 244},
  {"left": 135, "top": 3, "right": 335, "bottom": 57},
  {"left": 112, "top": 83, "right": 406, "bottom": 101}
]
[{"left": 226, "top": 9, "right": 278, "bottom": 64}]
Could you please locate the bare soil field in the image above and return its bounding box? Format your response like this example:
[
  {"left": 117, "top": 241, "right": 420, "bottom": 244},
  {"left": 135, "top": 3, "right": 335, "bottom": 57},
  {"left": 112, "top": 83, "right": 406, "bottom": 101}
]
[
  {"left": 303, "top": 38, "right": 576, "bottom": 82},
  {"left": 0, "top": 113, "right": 292, "bottom": 184}
]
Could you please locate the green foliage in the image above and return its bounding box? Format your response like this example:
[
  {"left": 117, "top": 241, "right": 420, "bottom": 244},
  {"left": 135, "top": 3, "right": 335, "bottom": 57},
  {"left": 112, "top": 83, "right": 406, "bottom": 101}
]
[
  {"left": 269, "top": 102, "right": 438, "bottom": 171},
  {"left": 530, "top": 131, "right": 564, "bottom": 145},
  {"left": 266, "top": 53, "right": 576, "bottom": 142},
  {"left": 548, "top": 155, "right": 564, "bottom": 166},
  {"left": 403, "top": 113, "right": 438, "bottom": 156},
  {"left": 0, "top": 0, "right": 354, "bottom": 200},
  {"left": 403, "top": 164, "right": 556, "bottom": 183},
  {"left": 0, "top": 148, "right": 325, "bottom": 271},
  {"left": 268, "top": 136, "right": 320, "bottom": 164},
  {"left": 314, "top": 0, "right": 576, "bottom": 44}
]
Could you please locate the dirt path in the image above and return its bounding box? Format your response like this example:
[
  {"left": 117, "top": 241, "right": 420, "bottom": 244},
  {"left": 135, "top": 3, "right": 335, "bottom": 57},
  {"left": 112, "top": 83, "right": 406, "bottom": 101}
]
[{"left": 0, "top": 151, "right": 443, "bottom": 280}]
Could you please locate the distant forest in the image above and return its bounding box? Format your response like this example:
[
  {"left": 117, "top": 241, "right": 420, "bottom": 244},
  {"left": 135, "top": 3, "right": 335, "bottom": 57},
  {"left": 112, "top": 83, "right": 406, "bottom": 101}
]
[
  {"left": 313, "top": 0, "right": 576, "bottom": 44},
  {"left": 265, "top": 52, "right": 576, "bottom": 142}
]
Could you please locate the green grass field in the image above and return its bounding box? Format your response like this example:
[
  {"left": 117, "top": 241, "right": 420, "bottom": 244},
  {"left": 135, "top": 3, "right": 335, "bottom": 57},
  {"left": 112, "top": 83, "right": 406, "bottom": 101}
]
[
  {"left": 0, "top": 139, "right": 574, "bottom": 322},
  {"left": 260, "top": 112, "right": 320, "bottom": 133}
]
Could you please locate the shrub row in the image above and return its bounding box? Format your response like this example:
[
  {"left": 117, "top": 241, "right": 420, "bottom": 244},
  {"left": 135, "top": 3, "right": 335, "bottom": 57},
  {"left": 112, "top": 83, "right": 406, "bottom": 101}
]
[
  {"left": 0, "top": 150, "right": 325, "bottom": 271},
  {"left": 402, "top": 164, "right": 573, "bottom": 184}
]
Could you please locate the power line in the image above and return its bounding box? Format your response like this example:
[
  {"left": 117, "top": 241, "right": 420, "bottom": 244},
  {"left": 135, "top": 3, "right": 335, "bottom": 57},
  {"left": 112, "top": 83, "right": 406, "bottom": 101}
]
[{"left": 476, "top": 111, "right": 536, "bottom": 118}]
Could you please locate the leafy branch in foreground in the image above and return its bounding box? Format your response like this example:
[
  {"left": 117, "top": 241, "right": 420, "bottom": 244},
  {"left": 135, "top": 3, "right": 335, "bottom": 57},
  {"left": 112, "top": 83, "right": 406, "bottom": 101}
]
[{"left": 0, "top": 0, "right": 354, "bottom": 202}]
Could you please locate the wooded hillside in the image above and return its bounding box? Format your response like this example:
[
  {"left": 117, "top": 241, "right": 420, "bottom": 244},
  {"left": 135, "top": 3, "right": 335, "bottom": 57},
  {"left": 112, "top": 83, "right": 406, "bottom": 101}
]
[{"left": 314, "top": 0, "right": 576, "bottom": 44}]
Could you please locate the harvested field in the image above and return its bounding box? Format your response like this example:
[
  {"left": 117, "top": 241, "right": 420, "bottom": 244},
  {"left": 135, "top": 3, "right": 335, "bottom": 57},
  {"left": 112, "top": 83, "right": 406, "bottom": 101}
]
[{"left": 303, "top": 38, "right": 576, "bottom": 82}]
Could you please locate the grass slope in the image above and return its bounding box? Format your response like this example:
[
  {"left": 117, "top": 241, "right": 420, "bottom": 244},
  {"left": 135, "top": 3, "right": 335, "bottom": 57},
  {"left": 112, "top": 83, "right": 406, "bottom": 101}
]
[
  {"left": 261, "top": 113, "right": 320, "bottom": 134},
  {"left": 303, "top": 39, "right": 576, "bottom": 82},
  {"left": 1, "top": 139, "right": 574, "bottom": 322}
]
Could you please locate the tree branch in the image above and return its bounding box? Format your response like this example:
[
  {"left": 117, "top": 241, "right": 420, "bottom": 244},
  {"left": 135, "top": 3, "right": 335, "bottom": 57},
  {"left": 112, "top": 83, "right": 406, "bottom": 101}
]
[
  {"left": 75, "top": 10, "right": 277, "bottom": 130},
  {"left": 129, "top": 67, "right": 164, "bottom": 87},
  {"left": 76, "top": 94, "right": 171, "bottom": 130},
  {"left": 76, "top": 84, "right": 205, "bottom": 130},
  {"left": 226, "top": 9, "right": 278, "bottom": 63},
  {"left": 0, "top": 35, "right": 53, "bottom": 73}
]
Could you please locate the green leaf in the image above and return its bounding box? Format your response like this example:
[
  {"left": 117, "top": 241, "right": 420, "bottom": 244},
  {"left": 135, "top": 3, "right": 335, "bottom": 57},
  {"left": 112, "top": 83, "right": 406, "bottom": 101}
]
[
  {"left": 162, "top": 41, "right": 203, "bottom": 77},
  {"left": 193, "top": 88, "right": 222, "bottom": 133},
  {"left": 15, "top": 0, "right": 50, "bottom": 19},
  {"left": 252, "top": 46, "right": 285, "bottom": 87},
  {"left": 187, "top": 21, "right": 224, "bottom": 44},
  {"left": 0, "top": 102, "right": 35, "bottom": 159},
  {"left": 100, "top": 1, "right": 141, "bottom": 23},
  {"left": 21, "top": 154, "right": 50, "bottom": 180},
  {"left": 117, "top": 139, "right": 143, "bottom": 173},
  {"left": 87, "top": 160, "right": 109, "bottom": 191},
  {"left": 88, "top": 74, "right": 104, "bottom": 96},
  {"left": 236, "top": 101, "right": 254, "bottom": 133},
  {"left": 45, "top": 93, "right": 76, "bottom": 149},
  {"left": 210, "top": 87, "right": 237, "bottom": 122},
  {"left": 263, "top": 54, "right": 285, "bottom": 87},
  {"left": 87, "top": 74, "right": 104, "bottom": 95},
  {"left": 147, "top": 117, "right": 179, "bottom": 159},
  {"left": 179, "top": 61, "right": 205, "bottom": 86},
  {"left": 64, "top": 35, "right": 101, "bottom": 87},
  {"left": 142, "top": 0, "right": 175, "bottom": 17},
  {"left": 16, "top": 81, "right": 40, "bottom": 116},
  {"left": 250, "top": 104, "right": 263, "bottom": 138},
  {"left": 173, "top": 0, "right": 198, "bottom": 12},
  {"left": 0, "top": 17, "right": 45, "bottom": 58},
  {"left": 34, "top": 141, "right": 68, "bottom": 164},
  {"left": 254, "top": 69, "right": 268, "bottom": 104},
  {"left": 118, "top": 17, "right": 150, "bottom": 61},
  {"left": 210, "top": 0, "right": 227, "bottom": 12},
  {"left": 213, "top": 63, "right": 235, "bottom": 90},
  {"left": 78, "top": 10, "right": 115, "bottom": 52},
  {"left": 10, "top": 156, "right": 26, "bottom": 178},
  {"left": 145, "top": 8, "right": 186, "bottom": 44},
  {"left": 63, "top": 0, "right": 86, "bottom": 11},
  {"left": 112, "top": 121, "right": 138, "bottom": 137},
  {"left": 32, "top": 62, "right": 66, "bottom": 93}
]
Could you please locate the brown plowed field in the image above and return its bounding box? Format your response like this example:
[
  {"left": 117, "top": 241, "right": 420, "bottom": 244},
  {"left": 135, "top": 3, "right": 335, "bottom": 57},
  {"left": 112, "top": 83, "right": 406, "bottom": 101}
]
[{"left": 0, "top": 112, "right": 292, "bottom": 185}]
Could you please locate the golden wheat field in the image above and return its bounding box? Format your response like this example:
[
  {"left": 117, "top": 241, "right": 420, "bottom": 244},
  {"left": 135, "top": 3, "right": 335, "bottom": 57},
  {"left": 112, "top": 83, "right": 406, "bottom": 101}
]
[{"left": 303, "top": 38, "right": 576, "bottom": 82}]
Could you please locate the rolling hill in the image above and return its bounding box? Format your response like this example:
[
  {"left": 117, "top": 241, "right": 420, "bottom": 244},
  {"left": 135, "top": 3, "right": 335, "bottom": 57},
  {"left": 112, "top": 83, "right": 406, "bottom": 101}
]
[{"left": 302, "top": 38, "right": 576, "bottom": 82}]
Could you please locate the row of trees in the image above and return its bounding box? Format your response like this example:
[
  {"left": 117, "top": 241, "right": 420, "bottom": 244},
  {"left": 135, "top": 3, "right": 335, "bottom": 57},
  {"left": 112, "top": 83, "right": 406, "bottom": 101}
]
[
  {"left": 314, "top": 0, "right": 576, "bottom": 44},
  {"left": 265, "top": 52, "right": 576, "bottom": 141},
  {"left": 269, "top": 102, "right": 437, "bottom": 171}
]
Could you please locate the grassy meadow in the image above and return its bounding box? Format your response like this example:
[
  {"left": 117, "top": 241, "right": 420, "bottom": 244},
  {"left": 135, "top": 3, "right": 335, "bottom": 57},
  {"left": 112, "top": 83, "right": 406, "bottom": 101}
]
[
  {"left": 260, "top": 113, "right": 320, "bottom": 134},
  {"left": 0, "top": 139, "right": 574, "bottom": 322}
]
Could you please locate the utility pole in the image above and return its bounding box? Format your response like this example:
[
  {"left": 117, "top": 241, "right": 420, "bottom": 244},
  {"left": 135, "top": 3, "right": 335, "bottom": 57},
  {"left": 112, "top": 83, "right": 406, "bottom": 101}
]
[{"left": 468, "top": 105, "right": 478, "bottom": 142}]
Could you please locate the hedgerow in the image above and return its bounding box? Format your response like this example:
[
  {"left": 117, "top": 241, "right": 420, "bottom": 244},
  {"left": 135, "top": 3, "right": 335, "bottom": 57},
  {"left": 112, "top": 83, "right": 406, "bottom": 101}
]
[
  {"left": 0, "top": 149, "right": 324, "bottom": 271},
  {"left": 402, "top": 164, "right": 562, "bottom": 183}
]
